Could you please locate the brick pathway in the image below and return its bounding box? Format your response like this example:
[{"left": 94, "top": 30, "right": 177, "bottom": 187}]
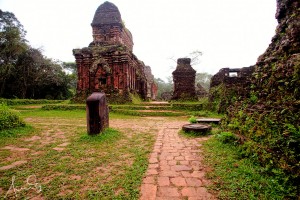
[{"left": 140, "top": 122, "right": 215, "bottom": 200}]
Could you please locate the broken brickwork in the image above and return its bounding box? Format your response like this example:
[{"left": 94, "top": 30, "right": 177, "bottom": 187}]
[
  {"left": 209, "top": 66, "right": 255, "bottom": 113},
  {"left": 73, "top": 1, "right": 157, "bottom": 102},
  {"left": 172, "top": 58, "right": 197, "bottom": 100},
  {"left": 210, "top": 67, "right": 255, "bottom": 88},
  {"left": 144, "top": 66, "right": 158, "bottom": 100}
]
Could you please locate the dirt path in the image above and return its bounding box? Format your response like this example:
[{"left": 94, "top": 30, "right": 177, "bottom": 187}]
[{"left": 140, "top": 120, "right": 215, "bottom": 200}]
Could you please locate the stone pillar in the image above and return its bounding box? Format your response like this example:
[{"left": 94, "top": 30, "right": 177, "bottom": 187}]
[
  {"left": 172, "top": 58, "right": 196, "bottom": 100},
  {"left": 86, "top": 92, "right": 109, "bottom": 135}
]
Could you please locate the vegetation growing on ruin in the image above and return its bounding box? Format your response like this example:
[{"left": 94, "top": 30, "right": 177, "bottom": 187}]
[
  {"left": 210, "top": 2, "right": 300, "bottom": 194},
  {"left": 223, "top": 56, "right": 300, "bottom": 195},
  {"left": 209, "top": 83, "right": 244, "bottom": 113}
]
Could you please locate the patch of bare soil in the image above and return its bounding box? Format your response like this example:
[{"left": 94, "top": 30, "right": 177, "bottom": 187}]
[
  {"left": 70, "top": 175, "right": 82, "bottom": 180},
  {"left": 24, "top": 135, "right": 41, "bottom": 142},
  {"left": 58, "top": 188, "right": 73, "bottom": 196},
  {"left": 2, "top": 145, "right": 30, "bottom": 151},
  {"left": 42, "top": 172, "right": 64, "bottom": 184},
  {"left": 1, "top": 145, "right": 32, "bottom": 165},
  {"left": 0, "top": 116, "right": 79, "bottom": 173},
  {"left": 0, "top": 160, "right": 27, "bottom": 170}
]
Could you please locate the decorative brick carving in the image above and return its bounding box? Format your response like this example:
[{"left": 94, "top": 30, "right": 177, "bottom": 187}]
[{"left": 73, "top": 1, "right": 157, "bottom": 102}]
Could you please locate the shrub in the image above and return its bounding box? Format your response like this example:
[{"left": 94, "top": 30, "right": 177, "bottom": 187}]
[
  {"left": 216, "top": 132, "right": 238, "bottom": 144},
  {"left": 0, "top": 104, "right": 25, "bottom": 131},
  {"left": 41, "top": 105, "right": 85, "bottom": 110},
  {"left": 188, "top": 116, "right": 197, "bottom": 123},
  {"left": 0, "top": 98, "right": 64, "bottom": 105}
]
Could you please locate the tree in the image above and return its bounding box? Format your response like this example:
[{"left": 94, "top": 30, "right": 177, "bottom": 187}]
[
  {"left": 154, "top": 77, "right": 173, "bottom": 99},
  {"left": 62, "top": 62, "right": 77, "bottom": 93},
  {"left": 0, "top": 10, "right": 28, "bottom": 96},
  {"left": 169, "top": 50, "right": 203, "bottom": 68},
  {"left": 0, "top": 10, "right": 74, "bottom": 99},
  {"left": 195, "top": 72, "right": 212, "bottom": 91},
  {"left": 4, "top": 47, "right": 72, "bottom": 99},
  {"left": 189, "top": 50, "right": 203, "bottom": 66}
]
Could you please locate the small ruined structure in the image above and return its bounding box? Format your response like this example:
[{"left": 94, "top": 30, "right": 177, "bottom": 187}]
[
  {"left": 172, "top": 58, "right": 197, "bottom": 100},
  {"left": 73, "top": 1, "right": 157, "bottom": 102},
  {"left": 209, "top": 66, "right": 254, "bottom": 112},
  {"left": 210, "top": 67, "right": 254, "bottom": 88},
  {"left": 144, "top": 66, "right": 158, "bottom": 100},
  {"left": 86, "top": 92, "right": 109, "bottom": 134}
]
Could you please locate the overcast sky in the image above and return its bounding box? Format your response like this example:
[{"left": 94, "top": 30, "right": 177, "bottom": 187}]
[{"left": 1, "top": 0, "right": 278, "bottom": 80}]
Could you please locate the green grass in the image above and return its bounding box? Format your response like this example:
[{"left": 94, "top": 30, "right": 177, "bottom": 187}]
[
  {"left": 2, "top": 102, "right": 295, "bottom": 199},
  {"left": 0, "top": 98, "right": 64, "bottom": 105},
  {"left": 110, "top": 105, "right": 171, "bottom": 110},
  {"left": 20, "top": 109, "right": 86, "bottom": 118},
  {"left": 202, "top": 136, "right": 297, "bottom": 199},
  {"left": 0, "top": 125, "right": 34, "bottom": 139},
  {"left": 0, "top": 107, "right": 156, "bottom": 199},
  {"left": 110, "top": 109, "right": 185, "bottom": 117},
  {"left": 78, "top": 128, "right": 122, "bottom": 143},
  {"left": 187, "top": 110, "right": 224, "bottom": 118},
  {"left": 20, "top": 109, "right": 138, "bottom": 120},
  {"left": 15, "top": 102, "right": 224, "bottom": 119},
  {"left": 0, "top": 125, "right": 35, "bottom": 147}
]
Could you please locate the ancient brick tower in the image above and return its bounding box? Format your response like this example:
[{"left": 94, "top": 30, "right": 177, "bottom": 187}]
[
  {"left": 73, "top": 1, "right": 157, "bottom": 102},
  {"left": 172, "top": 58, "right": 196, "bottom": 100}
]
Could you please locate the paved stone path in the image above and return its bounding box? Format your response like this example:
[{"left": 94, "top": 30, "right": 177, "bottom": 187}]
[{"left": 140, "top": 122, "right": 215, "bottom": 200}]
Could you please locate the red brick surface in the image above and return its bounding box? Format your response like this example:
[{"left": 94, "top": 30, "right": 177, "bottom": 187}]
[{"left": 139, "top": 121, "right": 215, "bottom": 199}]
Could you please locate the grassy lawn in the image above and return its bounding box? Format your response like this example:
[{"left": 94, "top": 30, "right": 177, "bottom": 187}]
[
  {"left": 0, "top": 108, "right": 159, "bottom": 199},
  {"left": 2, "top": 103, "right": 294, "bottom": 199},
  {"left": 202, "top": 135, "right": 296, "bottom": 199}
]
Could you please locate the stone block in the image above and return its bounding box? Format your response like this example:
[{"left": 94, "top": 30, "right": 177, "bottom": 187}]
[{"left": 86, "top": 92, "right": 109, "bottom": 134}]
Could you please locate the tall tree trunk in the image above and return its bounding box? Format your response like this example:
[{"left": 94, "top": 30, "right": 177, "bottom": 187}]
[{"left": 0, "top": 77, "right": 6, "bottom": 97}]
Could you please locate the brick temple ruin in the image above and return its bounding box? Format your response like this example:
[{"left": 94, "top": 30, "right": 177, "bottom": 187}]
[
  {"left": 73, "top": 1, "right": 157, "bottom": 102},
  {"left": 209, "top": 66, "right": 255, "bottom": 112},
  {"left": 172, "top": 58, "right": 197, "bottom": 100},
  {"left": 210, "top": 67, "right": 254, "bottom": 89}
]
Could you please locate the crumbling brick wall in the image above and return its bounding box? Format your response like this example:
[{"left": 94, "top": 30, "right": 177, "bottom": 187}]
[
  {"left": 209, "top": 66, "right": 255, "bottom": 113},
  {"left": 172, "top": 58, "right": 196, "bottom": 100}
]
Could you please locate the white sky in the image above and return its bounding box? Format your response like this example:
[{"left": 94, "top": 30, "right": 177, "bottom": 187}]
[{"left": 0, "top": 0, "right": 278, "bottom": 80}]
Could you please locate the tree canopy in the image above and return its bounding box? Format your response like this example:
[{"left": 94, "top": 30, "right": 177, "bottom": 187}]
[{"left": 0, "top": 10, "right": 76, "bottom": 99}]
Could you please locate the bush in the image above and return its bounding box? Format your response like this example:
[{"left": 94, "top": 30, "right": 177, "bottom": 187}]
[
  {"left": 0, "top": 98, "right": 64, "bottom": 105},
  {"left": 0, "top": 104, "right": 25, "bottom": 131},
  {"left": 216, "top": 132, "right": 238, "bottom": 144},
  {"left": 188, "top": 116, "right": 197, "bottom": 123},
  {"left": 41, "top": 105, "right": 85, "bottom": 110}
]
